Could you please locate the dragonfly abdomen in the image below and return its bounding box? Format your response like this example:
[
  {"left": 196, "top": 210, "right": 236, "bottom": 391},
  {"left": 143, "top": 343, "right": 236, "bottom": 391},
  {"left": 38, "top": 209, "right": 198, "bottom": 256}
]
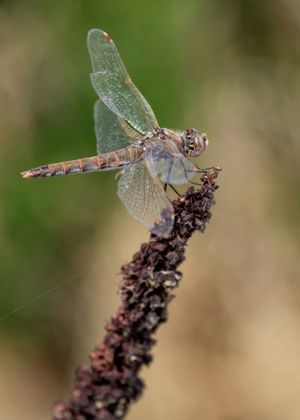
[{"left": 21, "top": 146, "right": 143, "bottom": 178}]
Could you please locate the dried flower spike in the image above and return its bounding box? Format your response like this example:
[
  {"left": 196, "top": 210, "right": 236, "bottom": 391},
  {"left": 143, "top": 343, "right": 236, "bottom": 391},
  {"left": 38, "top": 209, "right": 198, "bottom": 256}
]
[{"left": 52, "top": 168, "right": 221, "bottom": 420}]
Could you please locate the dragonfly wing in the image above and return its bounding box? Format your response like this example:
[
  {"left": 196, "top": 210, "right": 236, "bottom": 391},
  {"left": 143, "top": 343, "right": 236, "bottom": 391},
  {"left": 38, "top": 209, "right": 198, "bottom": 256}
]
[
  {"left": 118, "top": 117, "right": 143, "bottom": 140},
  {"left": 94, "top": 99, "right": 142, "bottom": 154},
  {"left": 144, "top": 139, "right": 197, "bottom": 185},
  {"left": 88, "top": 29, "right": 158, "bottom": 136},
  {"left": 117, "top": 161, "right": 174, "bottom": 235}
]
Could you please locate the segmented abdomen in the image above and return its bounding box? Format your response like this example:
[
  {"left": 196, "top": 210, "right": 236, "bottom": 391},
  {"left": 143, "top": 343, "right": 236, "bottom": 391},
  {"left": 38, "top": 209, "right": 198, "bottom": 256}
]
[{"left": 21, "top": 145, "right": 143, "bottom": 178}]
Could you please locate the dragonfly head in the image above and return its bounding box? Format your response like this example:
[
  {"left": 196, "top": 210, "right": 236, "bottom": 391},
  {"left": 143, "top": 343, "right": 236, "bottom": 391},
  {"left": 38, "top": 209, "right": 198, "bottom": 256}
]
[{"left": 182, "top": 128, "right": 209, "bottom": 157}]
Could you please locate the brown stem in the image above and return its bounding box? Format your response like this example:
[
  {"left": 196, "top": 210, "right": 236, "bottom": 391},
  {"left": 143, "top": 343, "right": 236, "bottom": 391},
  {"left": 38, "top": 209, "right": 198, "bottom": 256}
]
[{"left": 52, "top": 168, "right": 221, "bottom": 420}]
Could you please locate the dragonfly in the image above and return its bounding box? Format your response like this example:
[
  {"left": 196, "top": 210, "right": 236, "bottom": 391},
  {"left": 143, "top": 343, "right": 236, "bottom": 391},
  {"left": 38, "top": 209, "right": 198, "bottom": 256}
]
[{"left": 21, "top": 29, "right": 209, "bottom": 236}]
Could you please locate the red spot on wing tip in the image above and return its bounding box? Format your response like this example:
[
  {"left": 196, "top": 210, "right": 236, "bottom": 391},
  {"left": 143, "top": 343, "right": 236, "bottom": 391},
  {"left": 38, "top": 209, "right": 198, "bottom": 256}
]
[{"left": 103, "top": 31, "right": 112, "bottom": 42}]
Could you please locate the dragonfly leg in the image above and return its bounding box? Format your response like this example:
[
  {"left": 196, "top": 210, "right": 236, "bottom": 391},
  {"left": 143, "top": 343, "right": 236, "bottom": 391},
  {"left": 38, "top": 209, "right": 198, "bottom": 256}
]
[
  {"left": 185, "top": 166, "right": 221, "bottom": 185},
  {"left": 164, "top": 183, "right": 181, "bottom": 197},
  {"left": 195, "top": 165, "right": 222, "bottom": 173}
]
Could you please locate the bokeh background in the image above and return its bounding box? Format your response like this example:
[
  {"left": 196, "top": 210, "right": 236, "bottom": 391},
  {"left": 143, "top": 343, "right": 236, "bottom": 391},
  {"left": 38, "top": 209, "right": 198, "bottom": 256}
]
[{"left": 1, "top": 0, "right": 300, "bottom": 419}]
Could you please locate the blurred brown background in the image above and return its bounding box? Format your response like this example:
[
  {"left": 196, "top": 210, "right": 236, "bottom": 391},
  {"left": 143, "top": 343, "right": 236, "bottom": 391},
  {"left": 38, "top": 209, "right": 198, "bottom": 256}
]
[{"left": 1, "top": 0, "right": 300, "bottom": 419}]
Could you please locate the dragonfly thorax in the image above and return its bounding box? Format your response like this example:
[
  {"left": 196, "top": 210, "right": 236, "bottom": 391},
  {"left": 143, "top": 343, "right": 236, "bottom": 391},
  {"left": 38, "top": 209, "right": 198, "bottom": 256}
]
[{"left": 181, "top": 128, "right": 208, "bottom": 157}]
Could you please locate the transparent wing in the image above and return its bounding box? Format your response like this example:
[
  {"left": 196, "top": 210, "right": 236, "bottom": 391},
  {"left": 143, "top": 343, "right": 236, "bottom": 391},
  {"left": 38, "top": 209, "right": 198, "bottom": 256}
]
[
  {"left": 117, "top": 161, "right": 174, "bottom": 235},
  {"left": 88, "top": 29, "right": 158, "bottom": 136},
  {"left": 144, "top": 139, "right": 197, "bottom": 185},
  {"left": 94, "top": 99, "right": 142, "bottom": 154},
  {"left": 118, "top": 117, "right": 143, "bottom": 140}
]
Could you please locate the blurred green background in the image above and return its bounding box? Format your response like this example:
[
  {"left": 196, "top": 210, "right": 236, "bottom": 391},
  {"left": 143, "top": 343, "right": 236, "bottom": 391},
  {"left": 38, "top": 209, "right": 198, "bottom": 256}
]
[{"left": 1, "top": 0, "right": 300, "bottom": 419}]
